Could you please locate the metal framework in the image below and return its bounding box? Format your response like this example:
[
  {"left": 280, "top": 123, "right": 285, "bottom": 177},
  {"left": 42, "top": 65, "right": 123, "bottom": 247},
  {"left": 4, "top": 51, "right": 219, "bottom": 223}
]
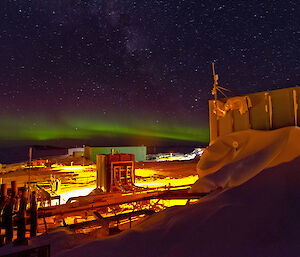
[
  {"left": 36, "top": 186, "right": 205, "bottom": 235},
  {"left": 110, "top": 161, "right": 135, "bottom": 192}
]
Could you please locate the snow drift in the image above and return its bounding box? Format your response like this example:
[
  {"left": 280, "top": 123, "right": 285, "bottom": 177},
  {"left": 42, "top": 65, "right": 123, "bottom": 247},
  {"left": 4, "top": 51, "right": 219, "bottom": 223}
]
[{"left": 191, "top": 126, "right": 300, "bottom": 193}]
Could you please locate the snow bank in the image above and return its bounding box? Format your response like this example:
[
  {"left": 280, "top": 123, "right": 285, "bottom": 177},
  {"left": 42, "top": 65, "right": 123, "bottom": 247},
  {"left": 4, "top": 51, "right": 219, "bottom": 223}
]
[
  {"left": 50, "top": 126, "right": 300, "bottom": 257},
  {"left": 0, "top": 228, "right": 89, "bottom": 256},
  {"left": 191, "top": 126, "right": 300, "bottom": 192}
]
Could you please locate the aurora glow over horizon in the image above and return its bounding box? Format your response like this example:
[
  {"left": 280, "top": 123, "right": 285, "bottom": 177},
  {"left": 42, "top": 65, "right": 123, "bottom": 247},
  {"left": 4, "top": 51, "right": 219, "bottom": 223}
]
[
  {"left": 0, "top": 1, "right": 298, "bottom": 146},
  {"left": 0, "top": 114, "right": 209, "bottom": 143}
]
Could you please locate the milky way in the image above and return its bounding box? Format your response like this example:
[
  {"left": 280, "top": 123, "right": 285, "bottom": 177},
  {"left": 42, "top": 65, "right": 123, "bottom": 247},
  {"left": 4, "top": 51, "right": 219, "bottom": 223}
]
[{"left": 0, "top": 1, "right": 298, "bottom": 145}]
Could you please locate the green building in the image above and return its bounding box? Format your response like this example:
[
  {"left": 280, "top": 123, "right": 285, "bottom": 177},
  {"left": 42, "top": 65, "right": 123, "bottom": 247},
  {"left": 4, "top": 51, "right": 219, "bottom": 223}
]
[{"left": 84, "top": 145, "right": 147, "bottom": 162}]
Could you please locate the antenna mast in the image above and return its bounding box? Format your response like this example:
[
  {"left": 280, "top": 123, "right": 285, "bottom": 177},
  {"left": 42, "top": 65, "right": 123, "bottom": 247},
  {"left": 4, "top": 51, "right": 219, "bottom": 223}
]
[
  {"left": 211, "top": 62, "right": 231, "bottom": 99},
  {"left": 212, "top": 62, "right": 218, "bottom": 101}
]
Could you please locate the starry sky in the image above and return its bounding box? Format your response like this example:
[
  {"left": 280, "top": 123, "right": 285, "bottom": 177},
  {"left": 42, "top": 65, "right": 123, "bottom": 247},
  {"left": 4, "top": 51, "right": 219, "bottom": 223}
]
[{"left": 0, "top": 0, "right": 299, "bottom": 147}]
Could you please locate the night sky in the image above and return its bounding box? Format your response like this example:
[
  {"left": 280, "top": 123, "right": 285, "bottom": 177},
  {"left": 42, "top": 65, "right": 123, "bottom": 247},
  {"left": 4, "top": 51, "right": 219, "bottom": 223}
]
[{"left": 0, "top": 1, "right": 299, "bottom": 146}]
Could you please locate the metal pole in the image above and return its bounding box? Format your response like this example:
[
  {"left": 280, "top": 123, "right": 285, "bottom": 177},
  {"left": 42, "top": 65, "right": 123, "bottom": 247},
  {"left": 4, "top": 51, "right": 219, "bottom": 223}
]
[
  {"left": 212, "top": 62, "right": 218, "bottom": 102},
  {"left": 293, "top": 89, "right": 298, "bottom": 126},
  {"left": 29, "top": 147, "right": 32, "bottom": 195}
]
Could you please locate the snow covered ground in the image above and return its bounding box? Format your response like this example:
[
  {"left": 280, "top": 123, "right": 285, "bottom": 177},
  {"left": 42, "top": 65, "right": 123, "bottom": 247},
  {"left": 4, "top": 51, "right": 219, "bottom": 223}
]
[
  {"left": 147, "top": 148, "right": 204, "bottom": 162},
  {"left": 2, "top": 127, "right": 300, "bottom": 257}
]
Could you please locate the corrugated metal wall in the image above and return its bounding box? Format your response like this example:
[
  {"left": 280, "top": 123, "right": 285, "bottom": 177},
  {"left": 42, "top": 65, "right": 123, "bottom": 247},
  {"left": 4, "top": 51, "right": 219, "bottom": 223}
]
[{"left": 209, "top": 87, "right": 300, "bottom": 142}]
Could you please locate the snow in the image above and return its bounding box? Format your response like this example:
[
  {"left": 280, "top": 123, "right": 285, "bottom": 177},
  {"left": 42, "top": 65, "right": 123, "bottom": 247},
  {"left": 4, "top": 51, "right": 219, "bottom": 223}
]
[
  {"left": 0, "top": 228, "right": 90, "bottom": 256},
  {"left": 2, "top": 127, "right": 300, "bottom": 257},
  {"left": 146, "top": 148, "right": 204, "bottom": 162},
  {"left": 58, "top": 187, "right": 95, "bottom": 204},
  {"left": 191, "top": 126, "right": 300, "bottom": 193}
]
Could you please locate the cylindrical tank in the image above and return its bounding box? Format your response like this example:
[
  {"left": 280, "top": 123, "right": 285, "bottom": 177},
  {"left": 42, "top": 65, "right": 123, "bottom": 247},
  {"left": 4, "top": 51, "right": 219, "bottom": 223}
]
[
  {"left": 1, "top": 184, "right": 7, "bottom": 197},
  {"left": 11, "top": 181, "right": 17, "bottom": 197}
]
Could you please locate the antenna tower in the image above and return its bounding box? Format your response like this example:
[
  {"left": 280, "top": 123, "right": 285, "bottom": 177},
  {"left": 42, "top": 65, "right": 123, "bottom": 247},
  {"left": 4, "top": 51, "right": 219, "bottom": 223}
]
[{"left": 211, "top": 62, "right": 231, "bottom": 100}]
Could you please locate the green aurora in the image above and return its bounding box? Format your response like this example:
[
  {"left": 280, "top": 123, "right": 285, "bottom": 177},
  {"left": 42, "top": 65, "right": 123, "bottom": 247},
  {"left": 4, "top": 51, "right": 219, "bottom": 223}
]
[{"left": 0, "top": 115, "right": 209, "bottom": 143}]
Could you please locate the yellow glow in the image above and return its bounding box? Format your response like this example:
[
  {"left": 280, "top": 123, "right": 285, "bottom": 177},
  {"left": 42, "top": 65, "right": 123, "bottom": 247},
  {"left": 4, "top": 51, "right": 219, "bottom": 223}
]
[
  {"left": 59, "top": 187, "right": 95, "bottom": 204},
  {"left": 51, "top": 165, "right": 94, "bottom": 171},
  {"left": 45, "top": 162, "right": 198, "bottom": 212},
  {"left": 158, "top": 199, "right": 189, "bottom": 206},
  {"left": 135, "top": 175, "right": 198, "bottom": 188},
  {"left": 135, "top": 168, "right": 157, "bottom": 177}
]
